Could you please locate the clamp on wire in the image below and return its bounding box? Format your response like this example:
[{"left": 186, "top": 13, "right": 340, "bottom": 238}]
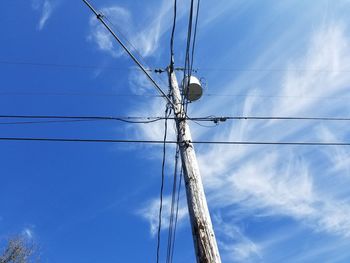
[{"left": 96, "top": 13, "right": 104, "bottom": 20}]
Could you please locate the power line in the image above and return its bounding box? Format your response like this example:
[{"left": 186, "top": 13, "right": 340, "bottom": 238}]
[
  {"left": 157, "top": 105, "right": 172, "bottom": 263},
  {"left": 189, "top": 0, "right": 200, "bottom": 75},
  {"left": 0, "top": 115, "right": 165, "bottom": 124},
  {"left": 170, "top": 0, "right": 177, "bottom": 64},
  {"left": 3, "top": 90, "right": 350, "bottom": 101},
  {"left": 1, "top": 137, "right": 350, "bottom": 146},
  {"left": 0, "top": 60, "right": 149, "bottom": 71},
  {"left": 198, "top": 67, "right": 350, "bottom": 73},
  {"left": 165, "top": 0, "right": 178, "bottom": 259},
  {"left": 0, "top": 91, "right": 162, "bottom": 98},
  {"left": 169, "top": 166, "right": 182, "bottom": 263},
  {"left": 3, "top": 60, "right": 350, "bottom": 74},
  {"left": 1, "top": 115, "right": 350, "bottom": 123},
  {"left": 182, "top": 0, "right": 195, "bottom": 111},
  {"left": 166, "top": 146, "right": 181, "bottom": 263},
  {"left": 82, "top": 0, "right": 175, "bottom": 108},
  {"left": 189, "top": 116, "right": 350, "bottom": 122},
  {"left": 0, "top": 119, "right": 102, "bottom": 125}
]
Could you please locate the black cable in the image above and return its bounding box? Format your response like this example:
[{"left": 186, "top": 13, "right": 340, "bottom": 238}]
[
  {"left": 1, "top": 137, "right": 350, "bottom": 146},
  {"left": 197, "top": 67, "right": 350, "bottom": 73},
  {"left": 190, "top": 119, "right": 219, "bottom": 128},
  {"left": 180, "top": 0, "right": 195, "bottom": 116},
  {"left": 104, "top": 16, "right": 148, "bottom": 66},
  {"left": 3, "top": 60, "right": 350, "bottom": 74},
  {"left": 1, "top": 115, "right": 350, "bottom": 123},
  {"left": 0, "top": 91, "right": 161, "bottom": 98},
  {"left": 0, "top": 119, "right": 102, "bottom": 125},
  {"left": 166, "top": 0, "right": 179, "bottom": 259},
  {"left": 189, "top": 116, "right": 350, "bottom": 122},
  {"left": 103, "top": 16, "right": 171, "bottom": 91},
  {"left": 166, "top": 146, "right": 180, "bottom": 263},
  {"left": 82, "top": 0, "right": 175, "bottom": 108},
  {"left": 189, "top": 0, "right": 200, "bottom": 75},
  {"left": 1, "top": 90, "right": 350, "bottom": 101},
  {"left": 169, "top": 0, "right": 177, "bottom": 69},
  {"left": 0, "top": 115, "right": 165, "bottom": 125},
  {"left": 156, "top": 106, "right": 171, "bottom": 263},
  {"left": 0, "top": 60, "right": 149, "bottom": 71},
  {"left": 170, "top": 166, "right": 183, "bottom": 263}
]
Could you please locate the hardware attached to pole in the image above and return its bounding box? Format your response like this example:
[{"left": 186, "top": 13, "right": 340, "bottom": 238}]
[{"left": 168, "top": 64, "right": 221, "bottom": 263}]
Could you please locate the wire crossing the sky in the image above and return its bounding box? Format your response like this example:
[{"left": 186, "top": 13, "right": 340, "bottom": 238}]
[
  {"left": 1, "top": 115, "right": 350, "bottom": 125},
  {"left": 82, "top": 0, "right": 175, "bottom": 109},
  {"left": 1, "top": 137, "right": 350, "bottom": 146}
]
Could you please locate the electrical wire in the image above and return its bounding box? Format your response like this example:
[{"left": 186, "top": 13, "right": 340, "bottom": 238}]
[
  {"left": 0, "top": 137, "right": 350, "bottom": 146},
  {"left": 3, "top": 60, "right": 350, "bottom": 74},
  {"left": 2, "top": 90, "right": 350, "bottom": 101},
  {"left": 82, "top": 0, "right": 175, "bottom": 108},
  {"left": 0, "top": 119, "right": 102, "bottom": 125},
  {"left": 0, "top": 60, "right": 149, "bottom": 71},
  {"left": 1, "top": 115, "right": 350, "bottom": 124},
  {"left": 169, "top": 0, "right": 177, "bottom": 68},
  {"left": 156, "top": 105, "right": 172, "bottom": 263},
  {"left": 0, "top": 115, "right": 165, "bottom": 124},
  {"left": 182, "top": 0, "right": 201, "bottom": 114},
  {"left": 197, "top": 67, "right": 350, "bottom": 73},
  {"left": 166, "top": 145, "right": 180, "bottom": 263},
  {"left": 189, "top": 0, "right": 200, "bottom": 75},
  {"left": 182, "top": 0, "right": 195, "bottom": 108},
  {"left": 166, "top": 0, "right": 180, "bottom": 258},
  {"left": 170, "top": 166, "right": 183, "bottom": 263},
  {"left": 103, "top": 15, "right": 172, "bottom": 90},
  {"left": 0, "top": 91, "right": 162, "bottom": 98}
]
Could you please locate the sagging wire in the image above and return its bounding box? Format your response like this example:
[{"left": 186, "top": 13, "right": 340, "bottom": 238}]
[
  {"left": 166, "top": 145, "right": 180, "bottom": 263},
  {"left": 170, "top": 166, "right": 183, "bottom": 263},
  {"left": 156, "top": 101, "right": 173, "bottom": 263}
]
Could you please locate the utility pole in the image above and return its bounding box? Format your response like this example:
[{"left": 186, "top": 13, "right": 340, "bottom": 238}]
[
  {"left": 82, "top": 1, "right": 221, "bottom": 261},
  {"left": 168, "top": 66, "right": 222, "bottom": 263}
]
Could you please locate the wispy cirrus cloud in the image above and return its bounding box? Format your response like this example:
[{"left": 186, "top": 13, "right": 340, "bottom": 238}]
[
  {"left": 87, "top": 0, "right": 189, "bottom": 59},
  {"left": 87, "top": 6, "right": 131, "bottom": 58},
  {"left": 215, "top": 215, "right": 262, "bottom": 262},
  {"left": 198, "top": 23, "right": 350, "bottom": 238},
  {"left": 135, "top": 20, "right": 350, "bottom": 248},
  {"left": 104, "top": 0, "right": 350, "bottom": 259},
  {"left": 32, "top": 0, "right": 55, "bottom": 30},
  {"left": 137, "top": 196, "right": 187, "bottom": 236}
]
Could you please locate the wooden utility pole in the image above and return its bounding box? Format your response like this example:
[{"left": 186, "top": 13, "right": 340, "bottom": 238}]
[
  {"left": 168, "top": 67, "right": 221, "bottom": 263},
  {"left": 82, "top": 1, "right": 221, "bottom": 261}
]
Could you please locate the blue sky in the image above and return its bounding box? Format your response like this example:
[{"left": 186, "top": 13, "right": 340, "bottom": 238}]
[{"left": 1, "top": 0, "right": 350, "bottom": 262}]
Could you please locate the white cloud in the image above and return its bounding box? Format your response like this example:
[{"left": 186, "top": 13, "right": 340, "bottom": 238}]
[
  {"left": 22, "top": 227, "right": 34, "bottom": 239},
  {"left": 316, "top": 125, "right": 350, "bottom": 176},
  {"left": 32, "top": 0, "right": 55, "bottom": 30},
  {"left": 88, "top": 3, "right": 167, "bottom": 58},
  {"left": 134, "top": 22, "right": 350, "bottom": 241},
  {"left": 87, "top": 7, "right": 131, "bottom": 58},
  {"left": 137, "top": 196, "right": 187, "bottom": 236},
  {"left": 200, "top": 23, "right": 350, "bottom": 238},
  {"left": 272, "top": 24, "right": 350, "bottom": 117},
  {"left": 215, "top": 215, "right": 262, "bottom": 262}
]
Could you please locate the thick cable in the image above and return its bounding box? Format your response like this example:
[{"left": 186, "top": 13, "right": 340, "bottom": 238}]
[
  {"left": 170, "top": 166, "right": 183, "bottom": 263},
  {"left": 1, "top": 137, "right": 350, "bottom": 146},
  {"left": 166, "top": 146, "right": 180, "bottom": 263},
  {"left": 189, "top": 0, "right": 200, "bottom": 75},
  {"left": 1, "top": 115, "right": 350, "bottom": 124},
  {"left": 156, "top": 106, "right": 171, "bottom": 263},
  {"left": 82, "top": 0, "right": 175, "bottom": 108}
]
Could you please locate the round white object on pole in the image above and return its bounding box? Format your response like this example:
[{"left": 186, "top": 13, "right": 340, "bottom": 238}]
[{"left": 182, "top": 76, "right": 203, "bottom": 101}]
